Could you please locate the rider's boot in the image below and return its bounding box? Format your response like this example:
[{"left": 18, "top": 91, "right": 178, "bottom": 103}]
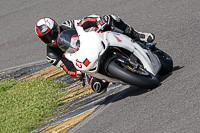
[
  {"left": 126, "top": 26, "right": 155, "bottom": 43},
  {"left": 133, "top": 29, "right": 155, "bottom": 43},
  {"left": 125, "top": 26, "right": 156, "bottom": 49}
]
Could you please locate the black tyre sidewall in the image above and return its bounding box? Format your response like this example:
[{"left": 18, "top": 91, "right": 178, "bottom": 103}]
[{"left": 107, "top": 61, "right": 160, "bottom": 89}]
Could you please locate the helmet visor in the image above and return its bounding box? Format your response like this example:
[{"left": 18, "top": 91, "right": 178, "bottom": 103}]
[{"left": 39, "top": 23, "right": 59, "bottom": 44}]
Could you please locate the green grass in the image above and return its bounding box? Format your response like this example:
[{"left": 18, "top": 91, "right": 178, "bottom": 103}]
[{"left": 0, "top": 78, "right": 68, "bottom": 133}]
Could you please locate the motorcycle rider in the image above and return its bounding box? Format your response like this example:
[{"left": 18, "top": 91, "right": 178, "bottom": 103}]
[{"left": 35, "top": 14, "right": 155, "bottom": 93}]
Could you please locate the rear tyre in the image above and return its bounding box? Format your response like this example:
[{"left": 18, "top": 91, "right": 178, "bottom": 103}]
[{"left": 107, "top": 61, "right": 160, "bottom": 89}]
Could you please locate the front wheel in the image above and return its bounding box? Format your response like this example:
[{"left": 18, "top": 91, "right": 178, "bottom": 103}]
[
  {"left": 107, "top": 61, "right": 160, "bottom": 89},
  {"left": 152, "top": 48, "right": 173, "bottom": 75}
]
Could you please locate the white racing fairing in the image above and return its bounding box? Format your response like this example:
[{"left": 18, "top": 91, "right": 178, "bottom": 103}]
[{"left": 64, "top": 27, "right": 161, "bottom": 83}]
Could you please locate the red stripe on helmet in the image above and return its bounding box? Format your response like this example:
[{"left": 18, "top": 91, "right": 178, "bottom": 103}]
[
  {"left": 35, "top": 25, "right": 45, "bottom": 36},
  {"left": 47, "top": 26, "right": 51, "bottom": 32},
  {"left": 35, "top": 17, "right": 56, "bottom": 37}
]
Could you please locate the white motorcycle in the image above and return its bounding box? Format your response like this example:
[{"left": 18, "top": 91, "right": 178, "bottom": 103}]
[{"left": 60, "top": 27, "right": 173, "bottom": 89}]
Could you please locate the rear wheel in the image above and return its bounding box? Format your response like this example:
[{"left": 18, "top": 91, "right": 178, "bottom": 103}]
[{"left": 107, "top": 60, "right": 160, "bottom": 89}]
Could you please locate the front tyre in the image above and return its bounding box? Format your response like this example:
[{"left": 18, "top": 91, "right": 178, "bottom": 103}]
[
  {"left": 153, "top": 48, "right": 173, "bottom": 75},
  {"left": 107, "top": 61, "right": 160, "bottom": 89}
]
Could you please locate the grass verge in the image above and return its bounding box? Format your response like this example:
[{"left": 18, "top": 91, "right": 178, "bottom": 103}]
[{"left": 0, "top": 78, "right": 68, "bottom": 133}]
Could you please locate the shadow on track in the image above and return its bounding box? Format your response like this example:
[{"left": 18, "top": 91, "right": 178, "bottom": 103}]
[
  {"left": 158, "top": 66, "right": 184, "bottom": 82},
  {"left": 99, "top": 66, "right": 184, "bottom": 105},
  {"left": 103, "top": 85, "right": 150, "bottom": 105}
]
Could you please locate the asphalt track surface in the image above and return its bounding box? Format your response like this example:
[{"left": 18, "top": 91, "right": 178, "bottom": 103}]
[{"left": 1, "top": 0, "right": 200, "bottom": 132}]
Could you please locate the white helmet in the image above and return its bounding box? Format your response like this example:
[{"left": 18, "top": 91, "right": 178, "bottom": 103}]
[{"left": 35, "top": 17, "right": 60, "bottom": 47}]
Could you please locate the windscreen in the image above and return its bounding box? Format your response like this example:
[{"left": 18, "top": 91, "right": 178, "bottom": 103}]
[{"left": 57, "top": 29, "right": 79, "bottom": 53}]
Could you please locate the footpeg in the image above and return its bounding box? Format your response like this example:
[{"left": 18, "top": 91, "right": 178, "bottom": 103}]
[{"left": 146, "top": 42, "right": 156, "bottom": 49}]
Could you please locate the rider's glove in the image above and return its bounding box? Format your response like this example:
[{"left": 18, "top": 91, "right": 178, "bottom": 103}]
[
  {"left": 96, "top": 17, "right": 109, "bottom": 32},
  {"left": 76, "top": 71, "right": 86, "bottom": 87},
  {"left": 76, "top": 71, "right": 85, "bottom": 81}
]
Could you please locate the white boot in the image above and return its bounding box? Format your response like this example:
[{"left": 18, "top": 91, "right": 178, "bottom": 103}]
[{"left": 137, "top": 32, "right": 155, "bottom": 43}]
